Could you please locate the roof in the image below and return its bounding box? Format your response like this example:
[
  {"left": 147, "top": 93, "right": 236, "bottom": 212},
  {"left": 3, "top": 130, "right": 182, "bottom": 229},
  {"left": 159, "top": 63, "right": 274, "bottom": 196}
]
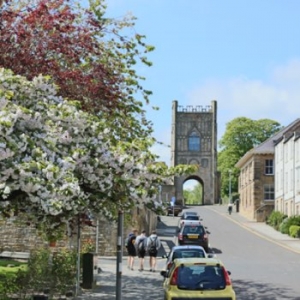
[
  {"left": 236, "top": 118, "right": 300, "bottom": 168},
  {"left": 173, "top": 257, "right": 223, "bottom": 266},
  {"left": 172, "top": 245, "right": 205, "bottom": 251}
]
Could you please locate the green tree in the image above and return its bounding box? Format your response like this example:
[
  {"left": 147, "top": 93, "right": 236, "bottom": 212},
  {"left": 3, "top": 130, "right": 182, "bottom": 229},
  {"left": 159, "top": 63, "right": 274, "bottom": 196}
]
[
  {"left": 218, "top": 117, "right": 282, "bottom": 198},
  {"left": 183, "top": 182, "right": 202, "bottom": 205}
]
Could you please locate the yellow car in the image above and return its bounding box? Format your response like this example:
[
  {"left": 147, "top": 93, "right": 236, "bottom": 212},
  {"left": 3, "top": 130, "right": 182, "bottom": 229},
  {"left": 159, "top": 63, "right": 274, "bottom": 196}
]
[{"left": 160, "top": 257, "right": 236, "bottom": 300}]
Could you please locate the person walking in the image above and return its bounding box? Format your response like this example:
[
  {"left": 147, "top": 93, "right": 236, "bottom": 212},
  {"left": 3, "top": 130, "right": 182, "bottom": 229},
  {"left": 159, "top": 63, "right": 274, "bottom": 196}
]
[
  {"left": 146, "top": 230, "right": 161, "bottom": 272},
  {"left": 125, "top": 229, "right": 138, "bottom": 270},
  {"left": 228, "top": 202, "right": 233, "bottom": 215},
  {"left": 135, "top": 230, "right": 147, "bottom": 271}
]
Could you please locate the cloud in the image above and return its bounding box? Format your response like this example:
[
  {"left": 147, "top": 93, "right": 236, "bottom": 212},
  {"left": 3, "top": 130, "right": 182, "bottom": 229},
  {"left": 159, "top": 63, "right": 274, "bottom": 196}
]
[
  {"left": 188, "top": 59, "right": 300, "bottom": 139},
  {"left": 152, "top": 59, "right": 300, "bottom": 164}
]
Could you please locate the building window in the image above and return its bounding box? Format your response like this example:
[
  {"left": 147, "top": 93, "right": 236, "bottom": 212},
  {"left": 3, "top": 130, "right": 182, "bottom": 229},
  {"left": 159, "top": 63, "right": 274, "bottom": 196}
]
[
  {"left": 265, "top": 159, "right": 273, "bottom": 175},
  {"left": 264, "top": 184, "right": 274, "bottom": 200},
  {"left": 188, "top": 131, "right": 200, "bottom": 151}
]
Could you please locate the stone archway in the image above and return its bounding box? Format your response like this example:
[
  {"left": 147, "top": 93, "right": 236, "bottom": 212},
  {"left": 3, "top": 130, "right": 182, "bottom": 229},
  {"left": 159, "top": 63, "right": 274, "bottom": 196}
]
[
  {"left": 183, "top": 175, "right": 204, "bottom": 206},
  {"left": 169, "top": 100, "right": 220, "bottom": 205}
]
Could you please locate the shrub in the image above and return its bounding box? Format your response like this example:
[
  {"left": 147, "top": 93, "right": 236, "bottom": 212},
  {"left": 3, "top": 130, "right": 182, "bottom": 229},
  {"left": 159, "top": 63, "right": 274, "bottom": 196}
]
[
  {"left": 279, "top": 218, "right": 289, "bottom": 234},
  {"left": 280, "top": 216, "right": 300, "bottom": 234},
  {"left": 0, "top": 260, "right": 28, "bottom": 299},
  {"left": 289, "top": 225, "right": 300, "bottom": 238},
  {"left": 52, "top": 249, "right": 77, "bottom": 295},
  {"left": 0, "top": 248, "right": 77, "bottom": 299},
  {"left": 267, "top": 211, "right": 287, "bottom": 230}
]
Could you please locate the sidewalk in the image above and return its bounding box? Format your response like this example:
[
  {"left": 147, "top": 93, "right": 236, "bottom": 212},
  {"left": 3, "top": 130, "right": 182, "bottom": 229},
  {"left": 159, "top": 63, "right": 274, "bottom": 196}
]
[
  {"left": 209, "top": 205, "right": 300, "bottom": 254},
  {"left": 74, "top": 256, "right": 164, "bottom": 300},
  {"left": 75, "top": 205, "right": 300, "bottom": 299}
]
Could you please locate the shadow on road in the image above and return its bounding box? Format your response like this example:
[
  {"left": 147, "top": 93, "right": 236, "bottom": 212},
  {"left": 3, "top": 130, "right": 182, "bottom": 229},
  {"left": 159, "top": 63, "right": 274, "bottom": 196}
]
[
  {"left": 233, "top": 279, "right": 300, "bottom": 300},
  {"left": 210, "top": 247, "right": 223, "bottom": 254}
]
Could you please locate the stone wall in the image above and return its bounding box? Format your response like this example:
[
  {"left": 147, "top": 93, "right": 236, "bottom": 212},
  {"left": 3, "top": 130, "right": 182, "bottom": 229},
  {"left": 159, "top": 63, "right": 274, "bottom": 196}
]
[{"left": 0, "top": 207, "right": 157, "bottom": 256}]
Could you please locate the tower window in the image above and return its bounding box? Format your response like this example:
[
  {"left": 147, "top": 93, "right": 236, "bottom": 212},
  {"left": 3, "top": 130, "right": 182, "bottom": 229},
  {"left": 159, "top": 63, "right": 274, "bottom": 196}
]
[{"left": 188, "top": 131, "right": 200, "bottom": 151}]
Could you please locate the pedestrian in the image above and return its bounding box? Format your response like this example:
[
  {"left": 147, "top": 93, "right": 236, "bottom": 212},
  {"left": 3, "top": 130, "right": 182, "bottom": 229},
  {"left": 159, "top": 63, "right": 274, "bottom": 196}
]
[
  {"left": 135, "top": 230, "right": 147, "bottom": 271},
  {"left": 228, "top": 202, "right": 233, "bottom": 215},
  {"left": 125, "top": 229, "right": 138, "bottom": 270},
  {"left": 146, "top": 230, "right": 161, "bottom": 272}
]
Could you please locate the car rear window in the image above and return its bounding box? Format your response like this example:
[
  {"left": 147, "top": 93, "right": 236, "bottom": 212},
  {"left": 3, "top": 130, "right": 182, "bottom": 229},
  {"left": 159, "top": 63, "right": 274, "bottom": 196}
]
[
  {"left": 176, "top": 265, "right": 226, "bottom": 290},
  {"left": 185, "top": 215, "right": 199, "bottom": 220},
  {"left": 183, "top": 225, "right": 204, "bottom": 235},
  {"left": 172, "top": 250, "right": 206, "bottom": 260}
]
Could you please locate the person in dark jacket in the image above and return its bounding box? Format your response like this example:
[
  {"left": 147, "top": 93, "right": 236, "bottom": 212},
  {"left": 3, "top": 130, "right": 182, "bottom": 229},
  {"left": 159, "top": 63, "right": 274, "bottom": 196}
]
[{"left": 125, "top": 229, "right": 138, "bottom": 270}]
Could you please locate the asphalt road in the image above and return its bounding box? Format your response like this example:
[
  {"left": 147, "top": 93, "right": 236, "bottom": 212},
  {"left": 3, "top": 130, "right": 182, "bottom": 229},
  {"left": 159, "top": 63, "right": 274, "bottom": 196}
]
[
  {"left": 189, "top": 205, "right": 300, "bottom": 300},
  {"left": 77, "top": 205, "right": 300, "bottom": 300}
]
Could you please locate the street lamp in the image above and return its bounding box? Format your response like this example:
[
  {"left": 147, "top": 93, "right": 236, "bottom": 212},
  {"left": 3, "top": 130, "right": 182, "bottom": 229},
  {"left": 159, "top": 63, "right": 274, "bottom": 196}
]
[{"left": 229, "top": 170, "right": 232, "bottom": 204}]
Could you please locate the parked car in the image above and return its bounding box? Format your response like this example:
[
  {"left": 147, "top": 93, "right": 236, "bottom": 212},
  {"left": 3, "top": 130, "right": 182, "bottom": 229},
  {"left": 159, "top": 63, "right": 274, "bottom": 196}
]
[
  {"left": 177, "top": 223, "right": 210, "bottom": 252},
  {"left": 178, "top": 213, "right": 202, "bottom": 227},
  {"left": 181, "top": 211, "right": 199, "bottom": 217},
  {"left": 160, "top": 257, "right": 236, "bottom": 300},
  {"left": 162, "top": 245, "right": 214, "bottom": 271},
  {"left": 166, "top": 204, "right": 183, "bottom": 216}
]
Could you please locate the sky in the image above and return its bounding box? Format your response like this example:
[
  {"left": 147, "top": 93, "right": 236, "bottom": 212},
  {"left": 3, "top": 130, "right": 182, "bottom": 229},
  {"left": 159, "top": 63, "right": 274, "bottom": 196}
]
[{"left": 96, "top": 0, "right": 300, "bottom": 166}]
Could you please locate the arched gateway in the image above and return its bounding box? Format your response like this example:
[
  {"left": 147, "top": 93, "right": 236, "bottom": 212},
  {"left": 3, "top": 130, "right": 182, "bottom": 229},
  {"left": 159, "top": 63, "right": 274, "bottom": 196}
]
[{"left": 160, "top": 100, "right": 220, "bottom": 206}]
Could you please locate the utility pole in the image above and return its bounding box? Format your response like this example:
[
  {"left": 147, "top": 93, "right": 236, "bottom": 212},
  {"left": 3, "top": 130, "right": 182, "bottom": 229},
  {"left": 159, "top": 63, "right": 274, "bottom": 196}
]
[
  {"left": 229, "top": 170, "right": 232, "bottom": 204},
  {"left": 76, "top": 215, "right": 81, "bottom": 296},
  {"left": 116, "top": 210, "right": 123, "bottom": 300}
]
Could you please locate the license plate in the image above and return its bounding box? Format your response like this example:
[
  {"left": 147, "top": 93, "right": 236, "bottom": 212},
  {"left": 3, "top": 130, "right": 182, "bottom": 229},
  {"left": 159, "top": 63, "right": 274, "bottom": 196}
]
[{"left": 188, "top": 234, "right": 198, "bottom": 239}]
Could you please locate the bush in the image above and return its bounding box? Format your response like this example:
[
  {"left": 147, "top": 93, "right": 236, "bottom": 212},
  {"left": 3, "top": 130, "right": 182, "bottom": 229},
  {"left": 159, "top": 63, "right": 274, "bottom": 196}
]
[
  {"left": 0, "top": 248, "right": 77, "bottom": 299},
  {"left": 267, "top": 211, "right": 287, "bottom": 230},
  {"left": 280, "top": 216, "right": 300, "bottom": 234},
  {"left": 289, "top": 225, "right": 300, "bottom": 238},
  {"left": 279, "top": 218, "right": 289, "bottom": 234},
  {"left": 0, "top": 260, "right": 28, "bottom": 299}
]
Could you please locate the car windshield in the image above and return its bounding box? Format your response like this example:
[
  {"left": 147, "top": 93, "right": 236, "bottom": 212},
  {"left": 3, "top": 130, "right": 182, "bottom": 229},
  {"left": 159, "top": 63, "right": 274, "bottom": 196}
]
[
  {"left": 172, "top": 250, "right": 206, "bottom": 260},
  {"left": 183, "top": 225, "right": 204, "bottom": 235},
  {"left": 176, "top": 265, "right": 226, "bottom": 290}
]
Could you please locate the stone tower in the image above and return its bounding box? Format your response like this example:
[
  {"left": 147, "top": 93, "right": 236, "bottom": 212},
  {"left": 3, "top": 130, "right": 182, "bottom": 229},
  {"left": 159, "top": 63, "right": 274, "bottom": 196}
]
[{"left": 170, "top": 100, "right": 219, "bottom": 205}]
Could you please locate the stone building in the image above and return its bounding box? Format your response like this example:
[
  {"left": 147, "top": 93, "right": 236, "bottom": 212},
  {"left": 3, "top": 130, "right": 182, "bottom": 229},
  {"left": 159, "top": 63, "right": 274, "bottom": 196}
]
[
  {"left": 165, "top": 100, "right": 219, "bottom": 205},
  {"left": 236, "top": 119, "right": 300, "bottom": 221}
]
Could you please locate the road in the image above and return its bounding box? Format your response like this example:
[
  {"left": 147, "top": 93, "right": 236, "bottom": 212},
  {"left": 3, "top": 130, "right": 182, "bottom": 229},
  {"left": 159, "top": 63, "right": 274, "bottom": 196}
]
[
  {"left": 78, "top": 205, "right": 300, "bottom": 300},
  {"left": 184, "top": 205, "right": 300, "bottom": 300}
]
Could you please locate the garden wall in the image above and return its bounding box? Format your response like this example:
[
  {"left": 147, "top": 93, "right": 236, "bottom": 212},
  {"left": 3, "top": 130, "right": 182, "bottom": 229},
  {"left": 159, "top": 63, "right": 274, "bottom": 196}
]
[{"left": 0, "top": 207, "right": 157, "bottom": 256}]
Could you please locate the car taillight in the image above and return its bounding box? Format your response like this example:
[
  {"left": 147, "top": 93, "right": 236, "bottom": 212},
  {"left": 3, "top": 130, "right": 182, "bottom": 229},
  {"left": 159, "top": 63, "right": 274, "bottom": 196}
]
[
  {"left": 170, "top": 267, "right": 179, "bottom": 285},
  {"left": 167, "top": 262, "right": 173, "bottom": 269},
  {"left": 222, "top": 266, "right": 232, "bottom": 286},
  {"left": 178, "top": 234, "right": 183, "bottom": 240},
  {"left": 203, "top": 233, "right": 208, "bottom": 240}
]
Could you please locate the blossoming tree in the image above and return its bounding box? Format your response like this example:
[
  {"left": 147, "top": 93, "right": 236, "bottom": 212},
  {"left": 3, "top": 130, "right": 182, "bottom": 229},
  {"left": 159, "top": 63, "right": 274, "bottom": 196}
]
[
  {"left": 0, "top": 0, "right": 155, "bottom": 144},
  {"left": 0, "top": 69, "right": 197, "bottom": 230}
]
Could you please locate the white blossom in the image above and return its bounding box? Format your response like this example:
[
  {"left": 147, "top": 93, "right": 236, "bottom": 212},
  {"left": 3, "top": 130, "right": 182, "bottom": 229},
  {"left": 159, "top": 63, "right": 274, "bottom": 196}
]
[{"left": 0, "top": 68, "right": 195, "bottom": 226}]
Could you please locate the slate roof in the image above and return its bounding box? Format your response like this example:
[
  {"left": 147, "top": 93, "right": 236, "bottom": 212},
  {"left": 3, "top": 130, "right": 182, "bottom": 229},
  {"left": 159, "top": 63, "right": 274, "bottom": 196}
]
[{"left": 235, "top": 118, "right": 300, "bottom": 168}]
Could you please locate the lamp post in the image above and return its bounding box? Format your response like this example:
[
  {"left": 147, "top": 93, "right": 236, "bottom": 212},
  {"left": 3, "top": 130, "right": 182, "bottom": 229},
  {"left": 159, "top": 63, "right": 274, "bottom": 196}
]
[{"left": 229, "top": 170, "right": 232, "bottom": 204}]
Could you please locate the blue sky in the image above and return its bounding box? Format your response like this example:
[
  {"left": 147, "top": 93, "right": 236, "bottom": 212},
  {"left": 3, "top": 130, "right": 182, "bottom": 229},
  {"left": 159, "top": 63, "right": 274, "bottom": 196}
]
[{"left": 98, "top": 0, "right": 300, "bottom": 166}]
